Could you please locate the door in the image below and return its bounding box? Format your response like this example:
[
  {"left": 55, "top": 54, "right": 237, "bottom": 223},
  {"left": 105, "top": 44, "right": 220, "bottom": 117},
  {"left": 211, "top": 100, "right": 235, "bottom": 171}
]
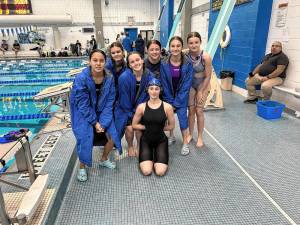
[
  {"left": 140, "top": 30, "right": 154, "bottom": 44},
  {"left": 124, "top": 28, "right": 138, "bottom": 44}
]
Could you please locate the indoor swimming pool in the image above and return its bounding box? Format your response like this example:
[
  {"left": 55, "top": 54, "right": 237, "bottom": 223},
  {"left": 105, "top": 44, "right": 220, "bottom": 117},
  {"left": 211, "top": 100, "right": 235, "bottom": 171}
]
[{"left": 0, "top": 59, "right": 85, "bottom": 137}]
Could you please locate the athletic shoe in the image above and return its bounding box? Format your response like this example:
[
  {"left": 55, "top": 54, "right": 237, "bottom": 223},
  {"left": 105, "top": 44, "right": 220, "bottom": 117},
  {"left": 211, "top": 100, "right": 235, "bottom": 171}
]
[
  {"left": 99, "top": 159, "right": 116, "bottom": 169},
  {"left": 243, "top": 98, "right": 258, "bottom": 104}
]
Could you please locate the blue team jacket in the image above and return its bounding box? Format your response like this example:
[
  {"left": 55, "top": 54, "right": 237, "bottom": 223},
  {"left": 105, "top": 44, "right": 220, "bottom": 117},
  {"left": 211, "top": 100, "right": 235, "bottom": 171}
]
[
  {"left": 70, "top": 67, "right": 122, "bottom": 166},
  {"left": 114, "top": 68, "right": 154, "bottom": 138},
  {"left": 105, "top": 58, "right": 127, "bottom": 87},
  {"left": 160, "top": 55, "right": 193, "bottom": 108}
]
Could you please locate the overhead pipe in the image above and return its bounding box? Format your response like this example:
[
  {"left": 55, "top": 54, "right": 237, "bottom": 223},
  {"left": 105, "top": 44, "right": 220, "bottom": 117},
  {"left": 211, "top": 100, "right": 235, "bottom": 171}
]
[{"left": 0, "top": 15, "right": 73, "bottom": 26}]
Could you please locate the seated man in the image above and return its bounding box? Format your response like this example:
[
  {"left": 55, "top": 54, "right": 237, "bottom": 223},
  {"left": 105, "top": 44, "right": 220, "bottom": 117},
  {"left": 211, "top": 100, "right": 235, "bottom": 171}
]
[
  {"left": 0, "top": 40, "right": 8, "bottom": 55},
  {"left": 244, "top": 41, "right": 289, "bottom": 103},
  {"left": 12, "top": 40, "right": 21, "bottom": 57}
]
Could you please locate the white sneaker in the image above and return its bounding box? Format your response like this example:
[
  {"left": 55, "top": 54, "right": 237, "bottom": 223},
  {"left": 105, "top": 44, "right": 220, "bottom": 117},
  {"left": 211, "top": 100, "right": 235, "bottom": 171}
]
[{"left": 168, "top": 136, "right": 176, "bottom": 146}]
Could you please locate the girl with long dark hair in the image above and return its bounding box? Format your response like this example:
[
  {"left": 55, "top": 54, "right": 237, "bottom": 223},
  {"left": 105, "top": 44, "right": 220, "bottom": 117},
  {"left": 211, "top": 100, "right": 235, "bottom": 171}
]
[{"left": 70, "top": 49, "right": 122, "bottom": 182}]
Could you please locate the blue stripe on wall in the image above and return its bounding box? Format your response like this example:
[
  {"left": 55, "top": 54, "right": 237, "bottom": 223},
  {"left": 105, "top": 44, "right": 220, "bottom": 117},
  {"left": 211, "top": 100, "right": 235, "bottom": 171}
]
[{"left": 160, "top": 0, "right": 174, "bottom": 48}]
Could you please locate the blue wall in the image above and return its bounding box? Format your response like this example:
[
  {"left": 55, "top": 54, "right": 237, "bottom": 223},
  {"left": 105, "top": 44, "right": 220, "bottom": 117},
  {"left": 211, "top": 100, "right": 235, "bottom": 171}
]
[
  {"left": 160, "top": 0, "right": 174, "bottom": 48},
  {"left": 208, "top": 0, "right": 273, "bottom": 88}
]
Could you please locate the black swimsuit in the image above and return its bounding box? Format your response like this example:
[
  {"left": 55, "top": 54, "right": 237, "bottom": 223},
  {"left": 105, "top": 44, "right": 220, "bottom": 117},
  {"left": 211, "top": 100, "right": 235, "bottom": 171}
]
[{"left": 139, "top": 102, "right": 168, "bottom": 164}]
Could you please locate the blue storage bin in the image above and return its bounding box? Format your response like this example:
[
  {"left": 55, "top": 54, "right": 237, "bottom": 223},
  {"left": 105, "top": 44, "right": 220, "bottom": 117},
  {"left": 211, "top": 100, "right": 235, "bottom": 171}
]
[{"left": 256, "top": 100, "right": 285, "bottom": 120}]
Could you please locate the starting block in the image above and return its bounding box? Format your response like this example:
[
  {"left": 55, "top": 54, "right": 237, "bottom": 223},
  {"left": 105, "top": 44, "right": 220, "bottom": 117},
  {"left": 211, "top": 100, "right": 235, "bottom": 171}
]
[{"left": 33, "top": 82, "right": 73, "bottom": 123}]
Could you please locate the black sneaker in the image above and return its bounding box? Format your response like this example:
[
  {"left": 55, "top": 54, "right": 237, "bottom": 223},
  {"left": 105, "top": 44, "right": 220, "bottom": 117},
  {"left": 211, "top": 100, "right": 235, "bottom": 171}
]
[{"left": 243, "top": 98, "right": 258, "bottom": 104}]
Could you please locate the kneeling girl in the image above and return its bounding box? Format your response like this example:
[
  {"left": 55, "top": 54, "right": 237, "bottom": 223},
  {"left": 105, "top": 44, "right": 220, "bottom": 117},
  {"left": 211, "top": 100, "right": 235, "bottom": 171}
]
[{"left": 132, "top": 78, "right": 175, "bottom": 176}]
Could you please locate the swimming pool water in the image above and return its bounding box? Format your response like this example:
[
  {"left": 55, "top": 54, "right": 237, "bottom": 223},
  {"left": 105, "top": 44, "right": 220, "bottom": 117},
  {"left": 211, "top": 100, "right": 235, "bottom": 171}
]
[{"left": 0, "top": 58, "right": 85, "bottom": 138}]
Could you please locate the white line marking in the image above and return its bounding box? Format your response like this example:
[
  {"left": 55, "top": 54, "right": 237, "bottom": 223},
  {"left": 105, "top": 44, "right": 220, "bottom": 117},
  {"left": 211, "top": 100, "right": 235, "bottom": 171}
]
[{"left": 204, "top": 128, "right": 297, "bottom": 225}]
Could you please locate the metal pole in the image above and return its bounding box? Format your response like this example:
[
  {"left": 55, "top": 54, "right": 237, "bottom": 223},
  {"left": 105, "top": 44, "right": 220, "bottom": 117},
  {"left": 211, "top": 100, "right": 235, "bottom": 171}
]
[
  {"left": 93, "top": 0, "right": 105, "bottom": 48},
  {"left": 22, "top": 138, "right": 36, "bottom": 184},
  {"left": 181, "top": 0, "right": 192, "bottom": 49}
]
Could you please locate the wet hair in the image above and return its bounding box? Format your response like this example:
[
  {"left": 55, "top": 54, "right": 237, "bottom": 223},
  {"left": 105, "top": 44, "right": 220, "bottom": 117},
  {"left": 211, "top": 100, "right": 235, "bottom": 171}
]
[
  {"left": 126, "top": 51, "right": 145, "bottom": 71},
  {"left": 187, "top": 32, "right": 202, "bottom": 43},
  {"left": 89, "top": 49, "right": 107, "bottom": 61},
  {"left": 169, "top": 36, "right": 183, "bottom": 48},
  {"left": 147, "top": 40, "right": 161, "bottom": 50}
]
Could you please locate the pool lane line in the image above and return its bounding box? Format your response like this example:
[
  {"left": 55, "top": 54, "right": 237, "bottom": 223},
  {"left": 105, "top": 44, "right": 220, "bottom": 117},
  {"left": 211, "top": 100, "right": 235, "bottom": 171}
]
[{"left": 204, "top": 128, "right": 297, "bottom": 225}]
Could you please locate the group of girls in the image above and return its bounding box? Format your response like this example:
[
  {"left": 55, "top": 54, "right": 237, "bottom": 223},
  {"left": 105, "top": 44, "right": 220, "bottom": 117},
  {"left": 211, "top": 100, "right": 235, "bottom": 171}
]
[{"left": 70, "top": 31, "right": 212, "bottom": 182}]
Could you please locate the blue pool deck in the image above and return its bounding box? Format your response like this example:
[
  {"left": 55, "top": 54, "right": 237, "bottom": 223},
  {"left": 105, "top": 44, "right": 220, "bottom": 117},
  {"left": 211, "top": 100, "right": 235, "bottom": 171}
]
[{"left": 1, "top": 91, "right": 300, "bottom": 225}]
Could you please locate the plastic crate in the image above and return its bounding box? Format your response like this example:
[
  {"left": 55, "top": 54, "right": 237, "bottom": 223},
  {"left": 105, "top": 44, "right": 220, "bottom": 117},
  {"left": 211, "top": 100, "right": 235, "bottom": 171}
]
[{"left": 256, "top": 100, "right": 285, "bottom": 120}]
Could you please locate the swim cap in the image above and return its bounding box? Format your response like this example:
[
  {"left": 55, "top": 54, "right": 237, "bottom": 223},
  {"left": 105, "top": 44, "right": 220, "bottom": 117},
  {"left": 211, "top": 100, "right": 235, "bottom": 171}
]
[{"left": 147, "top": 78, "right": 161, "bottom": 88}]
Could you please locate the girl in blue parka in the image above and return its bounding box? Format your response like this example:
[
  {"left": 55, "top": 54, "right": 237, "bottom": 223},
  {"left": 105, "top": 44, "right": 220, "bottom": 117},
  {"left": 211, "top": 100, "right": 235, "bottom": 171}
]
[
  {"left": 70, "top": 49, "right": 122, "bottom": 182},
  {"left": 105, "top": 42, "right": 127, "bottom": 101},
  {"left": 114, "top": 51, "right": 154, "bottom": 157},
  {"left": 160, "top": 36, "right": 193, "bottom": 156}
]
